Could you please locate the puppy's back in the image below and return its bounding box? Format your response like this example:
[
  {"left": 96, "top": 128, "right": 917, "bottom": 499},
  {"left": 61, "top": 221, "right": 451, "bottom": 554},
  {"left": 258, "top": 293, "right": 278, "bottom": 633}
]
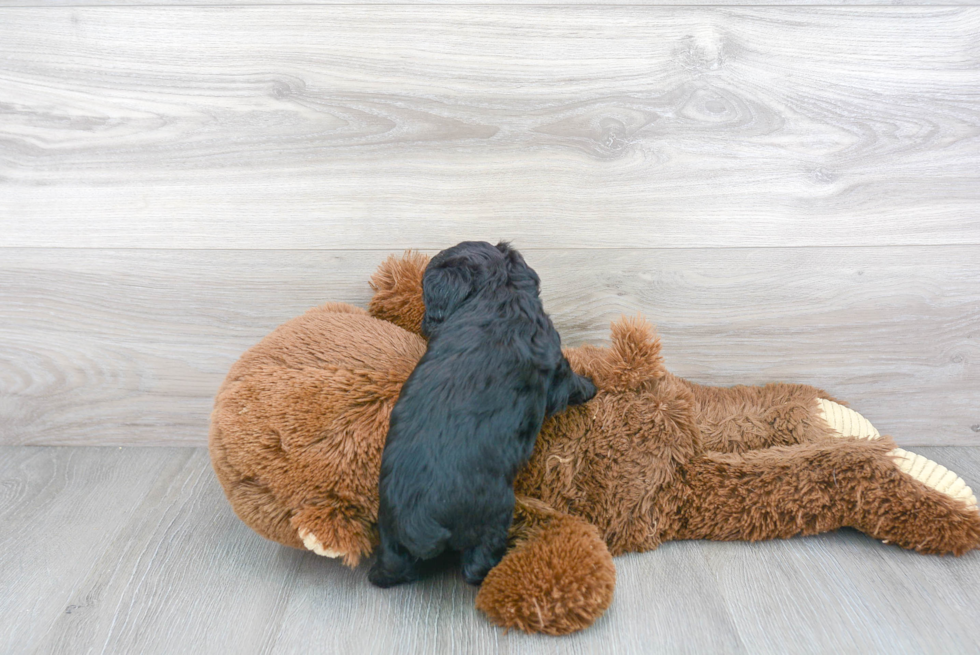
[{"left": 380, "top": 352, "right": 549, "bottom": 555}]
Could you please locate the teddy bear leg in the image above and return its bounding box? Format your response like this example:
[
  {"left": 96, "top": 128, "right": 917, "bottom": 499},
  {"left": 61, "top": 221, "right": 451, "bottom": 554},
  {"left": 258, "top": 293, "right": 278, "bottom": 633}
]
[
  {"left": 815, "top": 400, "right": 980, "bottom": 550},
  {"left": 815, "top": 398, "right": 881, "bottom": 440},
  {"left": 476, "top": 506, "right": 616, "bottom": 635},
  {"left": 817, "top": 399, "right": 978, "bottom": 508},
  {"left": 677, "top": 438, "right": 980, "bottom": 555},
  {"left": 846, "top": 447, "right": 980, "bottom": 554},
  {"left": 686, "top": 382, "right": 844, "bottom": 452},
  {"left": 694, "top": 391, "right": 898, "bottom": 453}
]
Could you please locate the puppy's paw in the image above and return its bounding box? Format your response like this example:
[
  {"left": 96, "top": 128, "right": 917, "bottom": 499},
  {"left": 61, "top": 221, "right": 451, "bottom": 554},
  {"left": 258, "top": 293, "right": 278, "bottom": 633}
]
[
  {"left": 461, "top": 541, "right": 506, "bottom": 586},
  {"left": 461, "top": 558, "right": 494, "bottom": 586},
  {"left": 368, "top": 555, "right": 421, "bottom": 588},
  {"left": 462, "top": 570, "right": 489, "bottom": 586}
]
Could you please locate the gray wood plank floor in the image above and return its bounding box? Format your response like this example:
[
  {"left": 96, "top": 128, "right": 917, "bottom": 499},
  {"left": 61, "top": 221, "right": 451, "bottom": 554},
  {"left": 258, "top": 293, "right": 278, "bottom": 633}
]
[
  {"left": 1, "top": 8, "right": 978, "bottom": 249},
  {"left": 3, "top": 247, "right": 979, "bottom": 447},
  {"left": 3, "top": 446, "right": 980, "bottom": 654}
]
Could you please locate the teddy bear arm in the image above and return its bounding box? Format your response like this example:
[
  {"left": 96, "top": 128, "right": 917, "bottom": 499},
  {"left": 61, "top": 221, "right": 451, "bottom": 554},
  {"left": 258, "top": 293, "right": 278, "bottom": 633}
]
[
  {"left": 475, "top": 499, "right": 616, "bottom": 636},
  {"left": 673, "top": 438, "right": 980, "bottom": 555},
  {"left": 289, "top": 494, "right": 379, "bottom": 568}
]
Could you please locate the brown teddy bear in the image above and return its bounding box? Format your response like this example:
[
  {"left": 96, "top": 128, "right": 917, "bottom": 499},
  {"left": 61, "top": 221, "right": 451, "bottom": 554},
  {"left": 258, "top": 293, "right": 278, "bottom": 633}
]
[{"left": 209, "top": 252, "right": 980, "bottom": 636}]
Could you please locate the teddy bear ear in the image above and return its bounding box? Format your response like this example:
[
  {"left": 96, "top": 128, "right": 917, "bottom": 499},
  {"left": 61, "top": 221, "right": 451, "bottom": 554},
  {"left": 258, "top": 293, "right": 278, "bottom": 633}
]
[
  {"left": 607, "top": 315, "right": 666, "bottom": 391},
  {"left": 368, "top": 251, "right": 430, "bottom": 335}
]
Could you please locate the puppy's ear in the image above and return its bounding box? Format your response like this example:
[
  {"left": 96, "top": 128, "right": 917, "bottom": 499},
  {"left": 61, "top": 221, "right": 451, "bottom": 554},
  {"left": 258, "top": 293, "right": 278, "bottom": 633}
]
[
  {"left": 567, "top": 373, "right": 598, "bottom": 407},
  {"left": 546, "top": 359, "right": 597, "bottom": 416},
  {"left": 496, "top": 241, "right": 540, "bottom": 292},
  {"left": 421, "top": 258, "right": 476, "bottom": 336}
]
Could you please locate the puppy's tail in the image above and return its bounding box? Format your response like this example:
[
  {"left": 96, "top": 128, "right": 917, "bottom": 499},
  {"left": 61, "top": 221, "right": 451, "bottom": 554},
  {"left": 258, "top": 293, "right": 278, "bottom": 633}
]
[{"left": 399, "top": 514, "right": 452, "bottom": 561}]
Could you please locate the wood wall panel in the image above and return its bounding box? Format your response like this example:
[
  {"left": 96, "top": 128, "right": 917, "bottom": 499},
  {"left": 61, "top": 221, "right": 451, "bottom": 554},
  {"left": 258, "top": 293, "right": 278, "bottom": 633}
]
[{"left": 2, "top": 247, "right": 977, "bottom": 446}]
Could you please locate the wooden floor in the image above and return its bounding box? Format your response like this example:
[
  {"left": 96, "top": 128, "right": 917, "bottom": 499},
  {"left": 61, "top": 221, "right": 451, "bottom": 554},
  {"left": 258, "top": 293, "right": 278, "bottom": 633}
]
[{"left": 3, "top": 445, "right": 980, "bottom": 653}]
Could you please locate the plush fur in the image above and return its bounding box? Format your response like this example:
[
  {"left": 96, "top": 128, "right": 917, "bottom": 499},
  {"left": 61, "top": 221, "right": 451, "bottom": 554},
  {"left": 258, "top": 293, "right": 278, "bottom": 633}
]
[
  {"left": 370, "top": 242, "right": 596, "bottom": 587},
  {"left": 209, "top": 252, "right": 980, "bottom": 636}
]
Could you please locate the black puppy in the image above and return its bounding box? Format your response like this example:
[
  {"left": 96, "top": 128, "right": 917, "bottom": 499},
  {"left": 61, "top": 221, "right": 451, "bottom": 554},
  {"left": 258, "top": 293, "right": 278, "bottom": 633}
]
[{"left": 369, "top": 241, "right": 597, "bottom": 588}]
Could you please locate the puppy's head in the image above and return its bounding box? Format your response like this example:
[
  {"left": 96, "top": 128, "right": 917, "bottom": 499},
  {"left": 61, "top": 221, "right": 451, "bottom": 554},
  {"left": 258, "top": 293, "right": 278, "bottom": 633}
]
[{"left": 421, "top": 241, "right": 539, "bottom": 336}]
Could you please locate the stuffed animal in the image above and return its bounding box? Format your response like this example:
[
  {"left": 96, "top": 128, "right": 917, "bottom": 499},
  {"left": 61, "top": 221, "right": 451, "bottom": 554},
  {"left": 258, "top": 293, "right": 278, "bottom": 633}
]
[{"left": 209, "top": 252, "right": 980, "bottom": 636}]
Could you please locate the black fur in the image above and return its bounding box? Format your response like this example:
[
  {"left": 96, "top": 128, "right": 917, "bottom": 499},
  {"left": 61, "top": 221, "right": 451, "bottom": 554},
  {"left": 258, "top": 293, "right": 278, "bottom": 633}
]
[{"left": 369, "top": 241, "right": 597, "bottom": 588}]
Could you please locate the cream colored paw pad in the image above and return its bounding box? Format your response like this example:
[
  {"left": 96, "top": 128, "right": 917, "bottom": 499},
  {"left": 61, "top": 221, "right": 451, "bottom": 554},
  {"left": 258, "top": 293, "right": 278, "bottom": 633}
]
[
  {"left": 298, "top": 528, "right": 345, "bottom": 558},
  {"left": 890, "top": 448, "right": 978, "bottom": 510},
  {"left": 816, "top": 399, "right": 881, "bottom": 440}
]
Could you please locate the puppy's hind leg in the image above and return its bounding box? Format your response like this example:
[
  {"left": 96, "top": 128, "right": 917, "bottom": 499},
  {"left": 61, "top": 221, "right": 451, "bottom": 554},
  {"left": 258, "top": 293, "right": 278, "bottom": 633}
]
[
  {"left": 368, "top": 531, "right": 421, "bottom": 588},
  {"left": 461, "top": 521, "right": 510, "bottom": 586}
]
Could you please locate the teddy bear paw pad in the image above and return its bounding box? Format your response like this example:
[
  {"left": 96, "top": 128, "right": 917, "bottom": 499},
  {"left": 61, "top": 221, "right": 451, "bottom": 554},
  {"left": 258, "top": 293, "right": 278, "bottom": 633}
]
[
  {"left": 298, "top": 528, "right": 345, "bottom": 558},
  {"left": 890, "top": 448, "right": 978, "bottom": 510},
  {"left": 816, "top": 399, "right": 881, "bottom": 440}
]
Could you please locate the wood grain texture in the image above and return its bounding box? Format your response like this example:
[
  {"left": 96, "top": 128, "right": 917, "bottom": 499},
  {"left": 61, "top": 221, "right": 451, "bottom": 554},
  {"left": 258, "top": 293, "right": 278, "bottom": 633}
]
[
  {"left": 1, "top": 7, "right": 979, "bottom": 249},
  {"left": 2, "top": 246, "right": 978, "bottom": 447},
  {"left": 3, "top": 446, "right": 980, "bottom": 653},
  {"left": 0, "top": 447, "right": 190, "bottom": 653},
  {"left": 32, "top": 448, "right": 301, "bottom": 654}
]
